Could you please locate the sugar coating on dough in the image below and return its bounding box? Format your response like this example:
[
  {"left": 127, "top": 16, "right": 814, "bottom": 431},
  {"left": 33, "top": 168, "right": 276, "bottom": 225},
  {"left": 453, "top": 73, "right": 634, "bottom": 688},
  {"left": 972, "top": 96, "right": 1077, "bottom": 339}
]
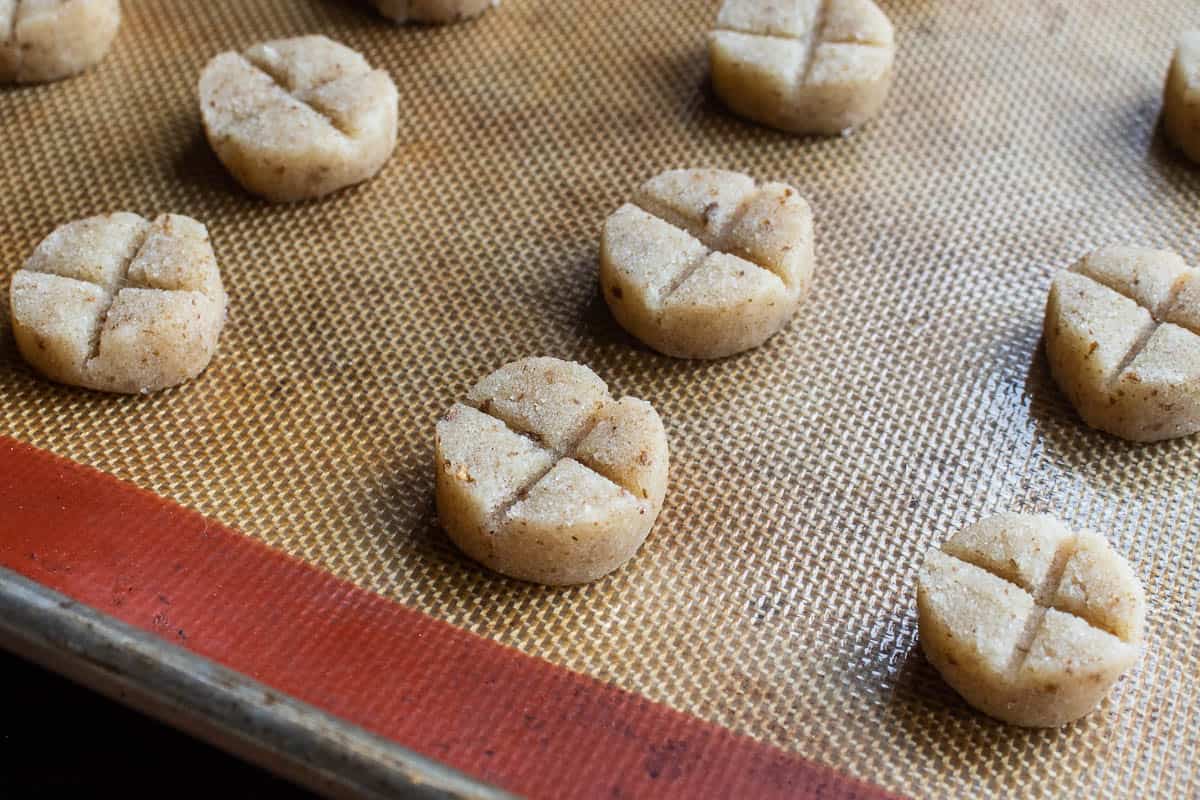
[
  {"left": 708, "top": 0, "right": 896, "bottom": 135},
  {"left": 435, "top": 357, "right": 670, "bottom": 585},
  {"left": 1044, "top": 246, "right": 1200, "bottom": 442},
  {"left": 370, "top": 0, "right": 497, "bottom": 24},
  {"left": 600, "top": 168, "right": 815, "bottom": 359},
  {"left": 918, "top": 513, "right": 1146, "bottom": 728},
  {"left": 198, "top": 35, "right": 399, "bottom": 203},
  {"left": 9, "top": 213, "right": 227, "bottom": 394},
  {"left": 0, "top": 0, "right": 121, "bottom": 84},
  {"left": 1164, "top": 31, "right": 1200, "bottom": 163}
]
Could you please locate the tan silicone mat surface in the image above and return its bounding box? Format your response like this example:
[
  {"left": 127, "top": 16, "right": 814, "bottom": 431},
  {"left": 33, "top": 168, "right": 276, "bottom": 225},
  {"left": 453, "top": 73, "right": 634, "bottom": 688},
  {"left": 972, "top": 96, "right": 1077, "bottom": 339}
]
[{"left": 2, "top": 1, "right": 1199, "bottom": 797}]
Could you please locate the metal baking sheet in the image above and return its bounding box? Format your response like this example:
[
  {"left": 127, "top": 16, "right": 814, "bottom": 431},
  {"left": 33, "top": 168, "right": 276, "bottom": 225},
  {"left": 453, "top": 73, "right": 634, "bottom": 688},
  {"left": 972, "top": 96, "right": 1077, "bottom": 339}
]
[{"left": 1, "top": 1, "right": 1198, "bottom": 797}]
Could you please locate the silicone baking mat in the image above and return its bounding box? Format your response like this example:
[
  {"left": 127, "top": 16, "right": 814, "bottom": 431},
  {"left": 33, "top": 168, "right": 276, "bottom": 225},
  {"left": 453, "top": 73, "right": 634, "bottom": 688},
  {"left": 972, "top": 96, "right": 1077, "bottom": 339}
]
[{"left": 1, "top": 1, "right": 1198, "bottom": 797}]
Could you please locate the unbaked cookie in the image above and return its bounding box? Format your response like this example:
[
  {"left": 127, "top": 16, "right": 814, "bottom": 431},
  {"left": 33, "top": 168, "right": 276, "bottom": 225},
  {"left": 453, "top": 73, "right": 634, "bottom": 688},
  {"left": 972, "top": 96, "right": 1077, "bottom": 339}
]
[
  {"left": 0, "top": 0, "right": 121, "bottom": 84},
  {"left": 1045, "top": 246, "right": 1200, "bottom": 442},
  {"left": 918, "top": 513, "right": 1145, "bottom": 727},
  {"left": 370, "top": 0, "right": 496, "bottom": 24},
  {"left": 708, "top": 0, "right": 896, "bottom": 135},
  {"left": 436, "top": 357, "right": 669, "bottom": 585},
  {"left": 600, "top": 168, "right": 814, "bottom": 359},
  {"left": 1164, "top": 31, "right": 1200, "bottom": 163},
  {"left": 10, "top": 213, "right": 227, "bottom": 394},
  {"left": 198, "top": 35, "right": 398, "bottom": 202}
]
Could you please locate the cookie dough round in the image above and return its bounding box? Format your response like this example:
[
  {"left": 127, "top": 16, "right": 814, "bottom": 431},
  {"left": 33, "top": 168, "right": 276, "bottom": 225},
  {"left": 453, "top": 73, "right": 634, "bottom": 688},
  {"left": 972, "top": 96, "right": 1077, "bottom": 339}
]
[
  {"left": 198, "top": 35, "right": 399, "bottom": 203},
  {"left": 9, "top": 212, "right": 227, "bottom": 394},
  {"left": 1164, "top": 31, "right": 1200, "bottom": 163},
  {"left": 918, "top": 513, "right": 1145, "bottom": 728},
  {"left": 370, "top": 0, "right": 495, "bottom": 24},
  {"left": 600, "top": 168, "right": 815, "bottom": 359},
  {"left": 436, "top": 357, "right": 670, "bottom": 586},
  {"left": 708, "top": 0, "right": 896, "bottom": 135},
  {"left": 0, "top": 0, "right": 121, "bottom": 84},
  {"left": 1045, "top": 246, "right": 1200, "bottom": 442}
]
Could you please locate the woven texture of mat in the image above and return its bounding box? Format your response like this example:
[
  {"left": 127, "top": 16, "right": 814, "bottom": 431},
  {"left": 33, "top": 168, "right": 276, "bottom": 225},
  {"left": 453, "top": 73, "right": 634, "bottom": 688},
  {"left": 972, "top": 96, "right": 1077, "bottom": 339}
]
[{"left": 1, "top": 1, "right": 1198, "bottom": 797}]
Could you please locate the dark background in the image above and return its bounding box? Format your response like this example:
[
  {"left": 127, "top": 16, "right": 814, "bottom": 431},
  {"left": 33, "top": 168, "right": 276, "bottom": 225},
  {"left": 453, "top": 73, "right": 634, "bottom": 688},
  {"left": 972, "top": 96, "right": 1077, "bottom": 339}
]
[{"left": 0, "top": 649, "right": 314, "bottom": 798}]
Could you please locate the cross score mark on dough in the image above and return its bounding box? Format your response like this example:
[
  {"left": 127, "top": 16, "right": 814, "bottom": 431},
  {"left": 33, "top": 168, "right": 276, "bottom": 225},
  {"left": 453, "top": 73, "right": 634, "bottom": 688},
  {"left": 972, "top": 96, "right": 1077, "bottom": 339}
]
[
  {"left": 1078, "top": 268, "right": 1200, "bottom": 384},
  {"left": 465, "top": 398, "right": 645, "bottom": 527},
  {"left": 793, "top": 0, "right": 829, "bottom": 83},
  {"left": 22, "top": 226, "right": 161, "bottom": 362},
  {"left": 236, "top": 51, "right": 355, "bottom": 138},
  {"left": 715, "top": 0, "right": 891, "bottom": 87},
  {"left": 945, "top": 536, "right": 1121, "bottom": 675},
  {"left": 633, "top": 186, "right": 795, "bottom": 302}
]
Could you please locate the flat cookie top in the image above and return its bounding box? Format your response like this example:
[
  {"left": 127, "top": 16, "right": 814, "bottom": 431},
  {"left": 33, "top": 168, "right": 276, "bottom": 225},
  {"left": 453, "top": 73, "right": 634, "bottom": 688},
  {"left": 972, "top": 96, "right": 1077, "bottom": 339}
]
[
  {"left": 711, "top": 0, "right": 894, "bottom": 88},
  {"left": 1052, "top": 246, "right": 1200, "bottom": 388},
  {"left": 921, "top": 513, "right": 1145, "bottom": 679},
  {"left": 716, "top": 0, "right": 892, "bottom": 45},
  {"left": 440, "top": 357, "right": 665, "bottom": 532},
  {"left": 605, "top": 168, "right": 813, "bottom": 311},
  {"left": 200, "top": 35, "right": 394, "bottom": 149},
  {"left": 1, "top": 1, "right": 66, "bottom": 41},
  {"left": 18, "top": 211, "right": 223, "bottom": 312},
  {"left": 11, "top": 212, "right": 226, "bottom": 391},
  {"left": 35, "top": 212, "right": 215, "bottom": 287}
]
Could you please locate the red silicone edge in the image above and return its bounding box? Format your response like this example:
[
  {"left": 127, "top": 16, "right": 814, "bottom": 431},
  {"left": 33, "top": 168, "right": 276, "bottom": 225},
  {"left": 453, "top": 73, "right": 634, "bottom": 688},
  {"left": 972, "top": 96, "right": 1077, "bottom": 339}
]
[{"left": 0, "top": 436, "right": 901, "bottom": 800}]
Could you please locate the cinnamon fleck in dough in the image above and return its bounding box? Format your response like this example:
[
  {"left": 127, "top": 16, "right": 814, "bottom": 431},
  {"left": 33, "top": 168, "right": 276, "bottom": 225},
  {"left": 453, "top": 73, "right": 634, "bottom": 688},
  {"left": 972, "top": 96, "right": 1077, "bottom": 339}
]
[
  {"left": 370, "top": 0, "right": 497, "bottom": 24},
  {"left": 0, "top": 0, "right": 121, "bottom": 84},
  {"left": 1045, "top": 246, "right": 1200, "bottom": 442},
  {"left": 9, "top": 213, "right": 227, "bottom": 394},
  {"left": 198, "top": 35, "right": 398, "bottom": 202},
  {"left": 708, "top": 0, "right": 896, "bottom": 135},
  {"left": 918, "top": 513, "right": 1146, "bottom": 727},
  {"left": 436, "top": 357, "right": 670, "bottom": 586},
  {"left": 1164, "top": 31, "right": 1200, "bottom": 163},
  {"left": 600, "top": 168, "right": 815, "bottom": 359}
]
